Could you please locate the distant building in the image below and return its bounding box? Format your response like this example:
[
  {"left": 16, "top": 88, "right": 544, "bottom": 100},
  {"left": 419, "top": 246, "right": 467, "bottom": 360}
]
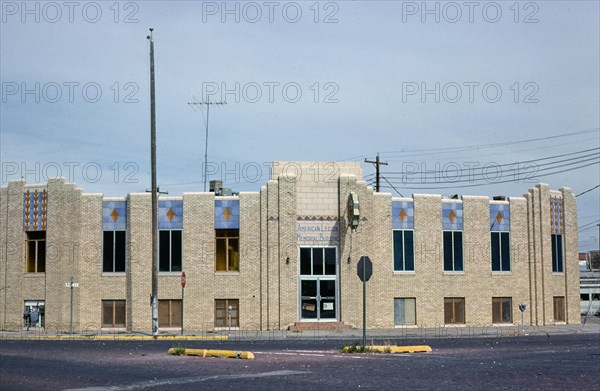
[
  {"left": 580, "top": 251, "right": 600, "bottom": 316},
  {"left": 0, "top": 162, "right": 580, "bottom": 330}
]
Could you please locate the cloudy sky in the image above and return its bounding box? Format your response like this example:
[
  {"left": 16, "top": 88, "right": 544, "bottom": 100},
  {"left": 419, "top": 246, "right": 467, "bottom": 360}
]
[{"left": 1, "top": 1, "right": 598, "bottom": 250}]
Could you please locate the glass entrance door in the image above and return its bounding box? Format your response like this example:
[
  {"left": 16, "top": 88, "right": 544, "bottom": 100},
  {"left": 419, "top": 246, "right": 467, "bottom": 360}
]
[
  {"left": 299, "top": 247, "right": 337, "bottom": 321},
  {"left": 300, "top": 278, "right": 336, "bottom": 320}
]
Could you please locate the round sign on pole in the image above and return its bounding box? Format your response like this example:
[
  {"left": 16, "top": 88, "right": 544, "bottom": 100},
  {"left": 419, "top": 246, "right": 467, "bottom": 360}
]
[{"left": 181, "top": 272, "right": 186, "bottom": 288}]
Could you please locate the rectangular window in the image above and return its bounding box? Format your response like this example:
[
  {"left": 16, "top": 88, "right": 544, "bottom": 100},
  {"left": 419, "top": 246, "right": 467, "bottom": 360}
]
[
  {"left": 394, "top": 298, "right": 416, "bottom": 325},
  {"left": 581, "top": 293, "right": 590, "bottom": 301},
  {"left": 551, "top": 234, "right": 563, "bottom": 272},
  {"left": 214, "top": 299, "right": 239, "bottom": 328},
  {"left": 159, "top": 230, "right": 182, "bottom": 272},
  {"left": 443, "top": 231, "right": 463, "bottom": 272},
  {"left": 393, "top": 230, "right": 414, "bottom": 271},
  {"left": 215, "top": 229, "right": 239, "bottom": 272},
  {"left": 102, "top": 300, "right": 126, "bottom": 327},
  {"left": 444, "top": 297, "right": 465, "bottom": 324},
  {"left": 553, "top": 296, "right": 565, "bottom": 322},
  {"left": 299, "top": 247, "right": 336, "bottom": 276},
  {"left": 491, "top": 232, "right": 511, "bottom": 272},
  {"left": 26, "top": 231, "right": 46, "bottom": 273},
  {"left": 158, "top": 299, "right": 182, "bottom": 327},
  {"left": 103, "top": 231, "right": 126, "bottom": 272},
  {"left": 492, "top": 297, "right": 512, "bottom": 323}
]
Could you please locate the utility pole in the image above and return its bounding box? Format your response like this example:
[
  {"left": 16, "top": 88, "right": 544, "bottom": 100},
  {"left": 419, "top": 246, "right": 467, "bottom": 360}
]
[
  {"left": 147, "top": 28, "right": 159, "bottom": 337},
  {"left": 365, "top": 153, "right": 388, "bottom": 192},
  {"left": 187, "top": 97, "right": 227, "bottom": 192}
]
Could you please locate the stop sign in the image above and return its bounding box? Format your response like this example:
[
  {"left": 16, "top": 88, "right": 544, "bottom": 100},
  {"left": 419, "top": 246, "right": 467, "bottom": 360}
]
[
  {"left": 181, "top": 272, "right": 186, "bottom": 288},
  {"left": 357, "top": 256, "right": 373, "bottom": 282}
]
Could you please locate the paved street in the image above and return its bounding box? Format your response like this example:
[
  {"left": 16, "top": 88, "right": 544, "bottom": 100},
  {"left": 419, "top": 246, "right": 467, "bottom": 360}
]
[{"left": 1, "top": 333, "right": 599, "bottom": 390}]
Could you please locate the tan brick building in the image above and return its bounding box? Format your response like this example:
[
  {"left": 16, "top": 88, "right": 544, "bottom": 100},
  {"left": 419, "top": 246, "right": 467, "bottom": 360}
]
[{"left": 0, "top": 162, "right": 579, "bottom": 331}]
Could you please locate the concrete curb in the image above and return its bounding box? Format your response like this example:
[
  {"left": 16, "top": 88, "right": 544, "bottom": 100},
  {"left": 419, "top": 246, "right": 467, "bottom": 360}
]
[
  {"left": 1, "top": 335, "right": 228, "bottom": 341},
  {"left": 342, "top": 345, "right": 432, "bottom": 353},
  {"left": 168, "top": 348, "right": 255, "bottom": 359}
]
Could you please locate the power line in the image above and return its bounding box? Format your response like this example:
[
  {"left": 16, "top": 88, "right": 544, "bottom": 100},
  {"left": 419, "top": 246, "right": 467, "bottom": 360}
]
[
  {"left": 341, "top": 128, "right": 598, "bottom": 163},
  {"left": 378, "top": 160, "right": 598, "bottom": 190},
  {"left": 380, "top": 175, "right": 403, "bottom": 197},
  {"left": 382, "top": 147, "right": 598, "bottom": 176},
  {"left": 380, "top": 151, "right": 599, "bottom": 186},
  {"left": 378, "top": 128, "right": 599, "bottom": 158},
  {"left": 576, "top": 185, "right": 600, "bottom": 197}
]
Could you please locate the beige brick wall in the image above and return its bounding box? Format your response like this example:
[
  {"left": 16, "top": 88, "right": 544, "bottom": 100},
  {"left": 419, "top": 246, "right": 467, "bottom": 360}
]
[{"left": 0, "top": 164, "right": 581, "bottom": 330}]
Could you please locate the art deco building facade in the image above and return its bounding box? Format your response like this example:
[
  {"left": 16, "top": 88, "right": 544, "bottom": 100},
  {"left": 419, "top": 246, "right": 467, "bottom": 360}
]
[{"left": 0, "top": 162, "right": 579, "bottom": 331}]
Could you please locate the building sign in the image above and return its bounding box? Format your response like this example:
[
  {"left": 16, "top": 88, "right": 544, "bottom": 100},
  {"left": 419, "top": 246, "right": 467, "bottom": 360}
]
[{"left": 296, "top": 219, "right": 339, "bottom": 244}]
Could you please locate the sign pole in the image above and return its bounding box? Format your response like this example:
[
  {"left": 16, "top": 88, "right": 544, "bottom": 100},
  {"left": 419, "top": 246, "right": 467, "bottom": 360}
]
[
  {"left": 181, "top": 272, "right": 186, "bottom": 336},
  {"left": 362, "top": 267, "right": 366, "bottom": 350},
  {"left": 69, "top": 277, "right": 73, "bottom": 336}
]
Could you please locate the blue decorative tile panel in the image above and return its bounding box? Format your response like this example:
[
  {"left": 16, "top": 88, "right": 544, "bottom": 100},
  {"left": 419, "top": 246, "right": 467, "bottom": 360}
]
[
  {"left": 442, "top": 202, "right": 463, "bottom": 231},
  {"left": 489, "top": 203, "right": 510, "bottom": 231},
  {"left": 392, "top": 201, "right": 414, "bottom": 230},
  {"left": 103, "top": 201, "right": 127, "bottom": 230},
  {"left": 158, "top": 200, "right": 183, "bottom": 230},
  {"left": 550, "top": 196, "right": 563, "bottom": 234},
  {"left": 23, "top": 190, "right": 47, "bottom": 231},
  {"left": 215, "top": 199, "right": 240, "bottom": 229}
]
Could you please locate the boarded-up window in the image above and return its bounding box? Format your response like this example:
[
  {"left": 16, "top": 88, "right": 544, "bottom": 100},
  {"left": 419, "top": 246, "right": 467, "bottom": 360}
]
[
  {"left": 492, "top": 297, "right": 512, "bottom": 323},
  {"left": 553, "top": 296, "right": 565, "bottom": 322},
  {"left": 215, "top": 299, "right": 239, "bottom": 328},
  {"left": 102, "top": 300, "right": 126, "bottom": 327},
  {"left": 158, "top": 299, "right": 182, "bottom": 327},
  {"left": 394, "top": 298, "right": 416, "bottom": 325},
  {"left": 444, "top": 297, "right": 465, "bottom": 324}
]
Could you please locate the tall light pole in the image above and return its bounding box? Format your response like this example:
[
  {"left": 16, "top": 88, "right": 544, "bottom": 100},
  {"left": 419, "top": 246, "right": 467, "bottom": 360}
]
[{"left": 147, "top": 28, "right": 159, "bottom": 337}]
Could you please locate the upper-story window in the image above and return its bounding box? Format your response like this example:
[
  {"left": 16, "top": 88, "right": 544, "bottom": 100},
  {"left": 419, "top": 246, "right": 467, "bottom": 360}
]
[
  {"left": 216, "top": 229, "right": 239, "bottom": 272},
  {"left": 159, "top": 230, "right": 182, "bottom": 272},
  {"left": 103, "top": 231, "right": 126, "bottom": 272},
  {"left": 26, "top": 231, "right": 46, "bottom": 273}
]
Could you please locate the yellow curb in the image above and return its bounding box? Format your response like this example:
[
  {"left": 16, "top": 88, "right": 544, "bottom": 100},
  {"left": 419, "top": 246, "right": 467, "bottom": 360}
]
[
  {"left": 168, "top": 348, "right": 255, "bottom": 359},
  {"left": 1, "top": 335, "right": 228, "bottom": 341},
  {"left": 342, "top": 345, "right": 432, "bottom": 353}
]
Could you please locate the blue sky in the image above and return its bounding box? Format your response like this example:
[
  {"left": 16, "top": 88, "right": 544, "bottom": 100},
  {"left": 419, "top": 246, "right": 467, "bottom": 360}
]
[{"left": 1, "top": 1, "right": 599, "bottom": 250}]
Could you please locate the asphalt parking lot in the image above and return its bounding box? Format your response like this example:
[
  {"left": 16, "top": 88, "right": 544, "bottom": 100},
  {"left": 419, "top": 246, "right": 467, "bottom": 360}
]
[{"left": 1, "top": 333, "right": 599, "bottom": 390}]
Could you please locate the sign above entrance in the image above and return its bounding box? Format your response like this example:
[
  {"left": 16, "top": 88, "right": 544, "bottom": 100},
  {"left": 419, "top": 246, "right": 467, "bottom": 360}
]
[{"left": 296, "top": 218, "right": 339, "bottom": 244}]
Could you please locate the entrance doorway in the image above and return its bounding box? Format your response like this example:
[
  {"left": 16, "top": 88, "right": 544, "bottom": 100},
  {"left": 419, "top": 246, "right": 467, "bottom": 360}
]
[
  {"left": 24, "top": 300, "right": 45, "bottom": 328},
  {"left": 299, "top": 247, "right": 337, "bottom": 321}
]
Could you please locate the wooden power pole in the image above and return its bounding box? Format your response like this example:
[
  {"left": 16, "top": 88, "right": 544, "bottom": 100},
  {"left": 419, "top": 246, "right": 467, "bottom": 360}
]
[{"left": 365, "top": 153, "right": 388, "bottom": 192}]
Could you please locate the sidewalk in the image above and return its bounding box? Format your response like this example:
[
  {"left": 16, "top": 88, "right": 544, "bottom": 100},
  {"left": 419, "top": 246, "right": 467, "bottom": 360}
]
[{"left": 2, "top": 318, "right": 599, "bottom": 341}]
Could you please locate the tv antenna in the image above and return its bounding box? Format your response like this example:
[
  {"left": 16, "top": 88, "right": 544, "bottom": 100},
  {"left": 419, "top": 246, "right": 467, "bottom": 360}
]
[{"left": 188, "top": 96, "right": 227, "bottom": 192}]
